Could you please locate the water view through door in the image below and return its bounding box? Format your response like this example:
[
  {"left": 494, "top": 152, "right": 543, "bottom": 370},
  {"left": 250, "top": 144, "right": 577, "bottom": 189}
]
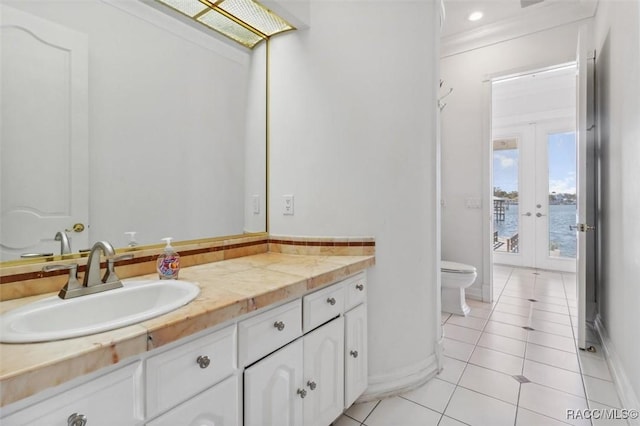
[
  {"left": 491, "top": 64, "right": 577, "bottom": 272},
  {"left": 492, "top": 122, "right": 577, "bottom": 272}
]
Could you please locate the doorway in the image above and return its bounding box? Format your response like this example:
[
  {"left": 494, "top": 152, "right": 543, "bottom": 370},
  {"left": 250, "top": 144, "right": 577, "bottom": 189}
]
[{"left": 490, "top": 64, "right": 577, "bottom": 273}]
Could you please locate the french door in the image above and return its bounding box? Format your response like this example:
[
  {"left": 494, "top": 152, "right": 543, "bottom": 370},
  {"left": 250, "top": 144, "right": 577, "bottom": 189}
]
[{"left": 492, "top": 118, "right": 577, "bottom": 273}]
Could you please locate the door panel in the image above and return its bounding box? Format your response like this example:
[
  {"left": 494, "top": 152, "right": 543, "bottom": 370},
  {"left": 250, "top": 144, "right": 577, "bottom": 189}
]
[
  {"left": 576, "top": 28, "right": 597, "bottom": 350},
  {"left": 302, "top": 318, "right": 344, "bottom": 426},
  {"left": 535, "top": 120, "right": 577, "bottom": 272},
  {"left": 492, "top": 125, "right": 535, "bottom": 267},
  {"left": 344, "top": 304, "right": 368, "bottom": 408},
  {"left": 493, "top": 120, "right": 577, "bottom": 272},
  {"left": 244, "top": 340, "right": 303, "bottom": 426},
  {"left": 0, "top": 5, "right": 88, "bottom": 260}
]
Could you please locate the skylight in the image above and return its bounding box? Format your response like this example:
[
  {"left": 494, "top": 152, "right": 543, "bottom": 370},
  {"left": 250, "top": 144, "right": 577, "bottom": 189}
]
[{"left": 155, "top": 0, "right": 295, "bottom": 48}]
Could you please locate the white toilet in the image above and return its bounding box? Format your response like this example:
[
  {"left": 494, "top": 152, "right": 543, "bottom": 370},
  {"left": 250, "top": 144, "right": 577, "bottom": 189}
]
[{"left": 441, "top": 261, "right": 477, "bottom": 316}]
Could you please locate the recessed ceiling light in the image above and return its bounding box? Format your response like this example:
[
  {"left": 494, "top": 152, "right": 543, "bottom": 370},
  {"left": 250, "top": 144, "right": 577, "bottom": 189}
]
[{"left": 468, "top": 11, "right": 484, "bottom": 22}]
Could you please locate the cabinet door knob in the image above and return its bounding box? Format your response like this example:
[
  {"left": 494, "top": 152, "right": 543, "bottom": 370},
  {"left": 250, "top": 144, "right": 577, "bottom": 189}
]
[
  {"left": 297, "top": 388, "right": 307, "bottom": 398},
  {"left": 350, "top": 350, "right": 359, "bottom": 358},
  {"left": 274, "top": 321, "right": 285, "bottom": 331},
  {"left": 356, "top": 284, "right": 364, "bottom": 291},
  {"left": 67, "top": 413, "right": 87, "bottom": 426},
  {"left": 326, "top": 297, "right": 336, "bottom": 306},
  {"left": 196, "top": 355, "right": 211, "bottom": 369},
  {"left": 307, "top": 380, "right": 317, "bottom": 390}
]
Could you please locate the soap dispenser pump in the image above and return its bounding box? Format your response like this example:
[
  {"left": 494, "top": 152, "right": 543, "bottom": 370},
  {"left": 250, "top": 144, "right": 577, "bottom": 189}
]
[
  {"left": 124, "top": 231, "right": 138, "bottom": 248},
  {"left": 156, "top": 237, "right": 180, "bottom": 280}
]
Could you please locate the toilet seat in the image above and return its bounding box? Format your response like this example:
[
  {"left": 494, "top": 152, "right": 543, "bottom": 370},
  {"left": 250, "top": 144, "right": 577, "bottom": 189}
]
[{"left": 441, "top": 261, "right": 476, "bottom": 274}]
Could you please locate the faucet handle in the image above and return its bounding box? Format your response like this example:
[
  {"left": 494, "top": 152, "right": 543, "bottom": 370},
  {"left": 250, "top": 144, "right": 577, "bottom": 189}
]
[
  {"left": 43, "top": 264, "right": 82, "bottom": 299},
  {"left": 104, "top": 254, "right": 134, "bottom": 284},
  {"left": 43, "top": 263, "right": 78, "bottom": 275},
  {"left": 107, "top": 254, "right": 134, "bottom": 271}
]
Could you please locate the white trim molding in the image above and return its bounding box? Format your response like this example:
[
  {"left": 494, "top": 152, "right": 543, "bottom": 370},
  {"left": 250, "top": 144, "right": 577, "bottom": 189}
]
[
  {"left": 441, "top": 2, "right": 597, "bottom": 58},
  {"left": 101, "top": 0, "right": 250, "bottom": 64},
  {"left": 594, "top": 315, "right": 640, "bottom": 425},
  {"left": 359, "top": 354, "right": 439, "bottom": 402}
]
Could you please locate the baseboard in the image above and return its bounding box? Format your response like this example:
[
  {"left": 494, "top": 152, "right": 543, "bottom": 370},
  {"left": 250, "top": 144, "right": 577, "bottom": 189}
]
[
  {"left": 465, "top": 286, "right": 483, "bottom": 301},
  {"left": 482, "top": 281, "right": 491, "bottom": 302},
  {"left": 594, "top": 315, "right": 640, "bottom": 425},
  {"left": 464, "top": 280, "right": 491, "bottom": 303},
  {"left": 358, "top": 353, "right": 439, "bottom": 402}
]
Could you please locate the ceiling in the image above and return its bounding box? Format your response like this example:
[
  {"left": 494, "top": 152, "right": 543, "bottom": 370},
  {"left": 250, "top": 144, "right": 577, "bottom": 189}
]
[{"left": 440, "top": 0, "right": 598, "bottom": 56}]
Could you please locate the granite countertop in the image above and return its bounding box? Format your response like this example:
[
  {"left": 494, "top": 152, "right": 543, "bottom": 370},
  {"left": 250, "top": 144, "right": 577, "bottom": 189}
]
[{"left": 0, "top": 252, "right": 375, "bottom": 407}]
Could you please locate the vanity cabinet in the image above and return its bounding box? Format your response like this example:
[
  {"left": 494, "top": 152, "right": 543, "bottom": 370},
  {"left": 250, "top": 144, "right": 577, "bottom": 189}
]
[
  {"left": 243, "top": 317, "right": 344, "bottom": 426},
  {"left": 243, "top": 271, "right": 367, "bottom": 426},
  {"left": 1, "top": 271, "right": 368, "bottom": 426},
  {"left": 1, "top": 361, "right": 143, "bottom": 426}
]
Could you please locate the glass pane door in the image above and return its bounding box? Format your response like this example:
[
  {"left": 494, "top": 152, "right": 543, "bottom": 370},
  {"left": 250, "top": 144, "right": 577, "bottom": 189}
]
[
  {"left": 493, "top": 137, "right": 520, "bottom": 255},
  {"left": 547, "top": 131, "right": 577, "bottom": 259}
]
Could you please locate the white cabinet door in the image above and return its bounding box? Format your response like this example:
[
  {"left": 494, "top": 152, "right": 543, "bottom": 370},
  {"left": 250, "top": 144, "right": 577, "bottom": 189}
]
[
  {"left": 244, "top": 339, "right": 303, "bottom": 426},
  {"left": 1, "top": 362, "right": 142, "bottom": 426},
  {"left": 147, "top": 375, "right": 239, "bottom": 426},
  {"left": 303, "top": 317, "right": 344, "bottom": 426},
  {"left": 344, "top": 304, "right": 368, "bottom": 408}
]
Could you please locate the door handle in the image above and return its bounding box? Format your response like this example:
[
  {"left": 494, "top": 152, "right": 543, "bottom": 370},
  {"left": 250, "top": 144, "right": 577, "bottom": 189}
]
[
  {"left": 570, "top": 224, "right": 596, "bottom": 232},
  {"left": 536, "top": 213, "right": 546, "bottom": 217},
  {"left": 522, "top": 212, "right": 532, "bottom": 217},
  {"left": 65, "top": 223, "right": 85, "bottom": 233}
]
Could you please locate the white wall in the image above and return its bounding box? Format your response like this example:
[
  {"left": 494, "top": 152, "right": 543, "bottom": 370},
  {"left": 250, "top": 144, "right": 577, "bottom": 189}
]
[
  {"left": 4, "top": 0, "right": 256, "bottom": 248},
  {"left": 593, "top": 0, "right": 640, "bottom": 411},
  {"left": 244, "top": 42, "right": 267, "bottom": 233},
  {"left": 440, "top": 21, "right": 584, "bottom": 300},
  {"left": 269, "top": 0, "right": 441, "bottom": 397}
]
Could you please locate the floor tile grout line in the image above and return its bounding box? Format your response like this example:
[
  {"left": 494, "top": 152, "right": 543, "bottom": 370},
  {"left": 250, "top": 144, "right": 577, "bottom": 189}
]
[
  {"left": 358, "top": 399, "right": 381, "bottom": 426},
  {"left": 438, "top": 266, "right": 602, "bottom": 426},
  {"left": 444, "top": 266, "right": 523, "bottom": 426},
  {"left": 561, "top": 270, "right": 595, "bottom": 426}
]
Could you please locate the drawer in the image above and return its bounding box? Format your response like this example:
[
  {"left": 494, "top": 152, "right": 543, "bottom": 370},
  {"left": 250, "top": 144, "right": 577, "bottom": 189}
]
[
  {"left": 344, "top": 272, "right": 367, "bottom": 311},
  {"left": 146, "top": 375, "right": 240, "bottom": 426},
  {"left": 303, "top": 282, "right": 344, "bottom": 333},
  {"left": 146, "top": 324, "right": 236, "bottom": 417},
  {"left": 2, "top": 362, "right": 142, "bottom": 426},
  {"left": 239, "top": 299, "right": 302, "bottom": 366}
]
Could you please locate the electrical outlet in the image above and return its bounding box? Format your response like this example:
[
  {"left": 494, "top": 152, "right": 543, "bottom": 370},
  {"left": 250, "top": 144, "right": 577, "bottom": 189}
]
[
  {"left": 252, "top": 195, "right": 260, "bottom": 214},
  {"left": 283, "top": 195, "right": 294, "bottom": 215}
]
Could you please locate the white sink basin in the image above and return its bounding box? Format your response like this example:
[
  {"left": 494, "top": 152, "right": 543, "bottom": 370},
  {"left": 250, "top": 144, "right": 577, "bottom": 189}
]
[{"left": 0, "top": 280, "right": 200, "bottom": 343}]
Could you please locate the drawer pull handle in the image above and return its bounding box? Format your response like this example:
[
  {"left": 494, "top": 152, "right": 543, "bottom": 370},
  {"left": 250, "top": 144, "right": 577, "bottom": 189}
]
[
  {"left": 356, "top": 284, "right": 365, "bottom": 291},
  {"left": 350, "top": 350, "right": 359, "bottom": 358},
  {"left": 196, "top": 355, "right": 211, "bottom": 369},
  {"left": 68, "top": 413, "right": 87, "bottom": 426},
  {"left": 297, "top": 388, "right": 307, "bottom": 398},
  {"left": 274, "top": 321, "right": 285, "bottom": 331},
  {"left": 307, "top": 380, "right": 317, "bottom": 390},
  {"left": 326, "top": 297, "right": 336, "bottom": 306}
]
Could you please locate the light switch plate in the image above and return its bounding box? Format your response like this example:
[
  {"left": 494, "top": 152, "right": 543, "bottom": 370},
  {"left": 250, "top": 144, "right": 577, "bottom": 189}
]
[
  {"left": 283, "top": 195, "right": 294, "bottom": 215},
  {"left": 252, "top": 195, "right": 260, "bottom": 214}
]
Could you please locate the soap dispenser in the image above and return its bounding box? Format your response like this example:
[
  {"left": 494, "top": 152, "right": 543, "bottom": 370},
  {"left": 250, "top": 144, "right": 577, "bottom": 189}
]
[
  {"left": 156, "top": 237, "right": 180, "bottom": 280},
  {"left": 124, "top": 231, "right": 138, "bottom": 248}
]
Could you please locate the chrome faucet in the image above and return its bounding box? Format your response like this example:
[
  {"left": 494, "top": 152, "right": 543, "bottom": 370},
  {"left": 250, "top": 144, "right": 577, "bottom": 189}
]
[
  {"left": 54, "top": 231, "right": 71, "bottom": 255},
  {"left": 84, "top": 241, "right": 117, "bottom": 287},
  {"left": 43, "top": 241, "right": 133, "bottom": 299}
]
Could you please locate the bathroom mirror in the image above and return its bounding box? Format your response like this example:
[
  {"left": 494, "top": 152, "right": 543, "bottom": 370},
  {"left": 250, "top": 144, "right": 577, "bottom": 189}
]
[{"left": 0, "top": 0, "right": 267, "bottom": 263}]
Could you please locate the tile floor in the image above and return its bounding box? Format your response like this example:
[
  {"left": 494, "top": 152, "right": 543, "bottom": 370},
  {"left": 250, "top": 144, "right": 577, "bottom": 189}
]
[{"left": 334, "top": 265, "right": 625, "bottom": 426}]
